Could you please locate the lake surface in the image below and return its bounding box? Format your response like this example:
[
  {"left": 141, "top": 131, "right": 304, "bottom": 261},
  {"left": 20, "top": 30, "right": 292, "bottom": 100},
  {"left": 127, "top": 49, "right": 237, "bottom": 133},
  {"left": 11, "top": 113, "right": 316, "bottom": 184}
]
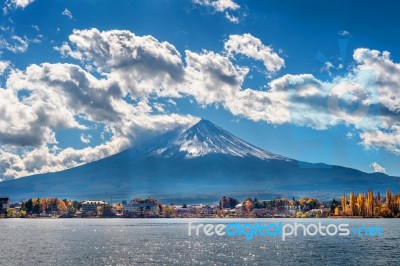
[{"left": 0, "top": 218, "right": 399, "bottom": 265}]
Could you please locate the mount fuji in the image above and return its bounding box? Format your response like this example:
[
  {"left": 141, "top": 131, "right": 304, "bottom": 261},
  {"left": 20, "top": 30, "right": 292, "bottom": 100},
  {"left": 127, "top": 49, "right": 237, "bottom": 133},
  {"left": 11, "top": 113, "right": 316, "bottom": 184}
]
[{"left": 1, "top": 119, "right": 400, "bottom": 203}]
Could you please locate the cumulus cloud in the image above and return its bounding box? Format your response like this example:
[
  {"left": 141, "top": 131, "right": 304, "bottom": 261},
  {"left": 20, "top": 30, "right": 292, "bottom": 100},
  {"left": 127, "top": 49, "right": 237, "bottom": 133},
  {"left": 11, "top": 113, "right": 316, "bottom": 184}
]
[
  {"left": 2, "top": 27, "right": 400, "bottom": 180},
  {"left": 47, "top": 30, "right": 400, "bottom": 153},
  {"left": 0, "top": 61, "right": 10, "bottom": 75},
  {"left": 55, "top": 42, "right": 83, "bottom": 60},
  {"left": 184, "top": 49, "right": 248, "bottom": 104},
  {"left": 360, "top": 127, "right": 400, "bottom": 155},
  {"left": 193, "top": 0, "right": 241, "bottom": 23},
  {"left": 193, "top": 0, "right": 240, "bottom": 12},
  {"left": 224, "top": 33, "right": 285, "bottom": 73},
  {"left": 370, "top": 162, "right": 386, "bottom": 173},
  {"left": 58, "top": 28, "right": 185, "bottom": 97},
  {"left": 0, "top": 113, "right": 197, "bottom": 179},
  {"left": 62, "top": 8, "right": 73, "bottom": 19},
  {"left": 5, "top": 0, "right": 34, "bottom": 10},
  {"left": 0, "top": 87, "right": 58, "bottom": 147},
  {"left": 1, "top": 40, "right": 198, "bottom": 178}
]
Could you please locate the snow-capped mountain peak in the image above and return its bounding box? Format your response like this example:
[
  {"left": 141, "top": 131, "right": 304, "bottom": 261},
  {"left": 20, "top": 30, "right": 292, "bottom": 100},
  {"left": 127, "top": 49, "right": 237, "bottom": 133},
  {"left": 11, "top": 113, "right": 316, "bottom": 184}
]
[{"left": 152, "top": 119, "right": 287, "bottom": 160}]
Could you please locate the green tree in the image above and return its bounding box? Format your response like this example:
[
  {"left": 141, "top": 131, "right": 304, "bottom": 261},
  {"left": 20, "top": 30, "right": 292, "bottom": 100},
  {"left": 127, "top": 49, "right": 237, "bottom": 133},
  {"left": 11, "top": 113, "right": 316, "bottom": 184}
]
[
  {"left": 330, "top": 199, "right": 339, "bottom": 213},
  {"left": 25, "top": 199, "right": 33, "bottom": 213},
  {"left": 32, "top": 198, "right": 40, "bottom": 214}
]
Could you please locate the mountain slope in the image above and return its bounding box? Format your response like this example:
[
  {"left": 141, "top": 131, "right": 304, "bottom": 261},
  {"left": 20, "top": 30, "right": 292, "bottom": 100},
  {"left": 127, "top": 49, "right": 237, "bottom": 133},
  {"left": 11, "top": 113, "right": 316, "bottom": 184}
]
[
  {"left": 146, "top": 119, "right": 287, "bottom": 160},
  {"left": 0, "top": 119, "right": 399, "bottom": 203}
]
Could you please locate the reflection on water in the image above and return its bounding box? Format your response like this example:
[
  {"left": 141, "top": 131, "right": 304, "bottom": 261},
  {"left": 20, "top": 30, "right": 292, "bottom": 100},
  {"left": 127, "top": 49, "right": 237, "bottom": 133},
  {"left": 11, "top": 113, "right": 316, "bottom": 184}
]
[{"left": 0, "top": 218, "right": 399, "bottom": 265}]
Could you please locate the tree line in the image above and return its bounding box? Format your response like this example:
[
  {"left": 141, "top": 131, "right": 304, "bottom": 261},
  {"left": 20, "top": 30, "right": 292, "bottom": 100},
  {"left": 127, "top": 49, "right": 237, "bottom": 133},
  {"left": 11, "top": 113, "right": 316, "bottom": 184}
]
[{"left": 338, "top": 189, "right": 400, "bottom": 217}]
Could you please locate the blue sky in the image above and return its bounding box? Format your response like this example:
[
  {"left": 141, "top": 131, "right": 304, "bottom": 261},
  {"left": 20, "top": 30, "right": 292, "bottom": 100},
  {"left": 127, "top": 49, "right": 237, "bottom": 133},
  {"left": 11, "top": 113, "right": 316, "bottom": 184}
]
[{"left": 0, "top": 0, "right": 399, "bottom": 179}]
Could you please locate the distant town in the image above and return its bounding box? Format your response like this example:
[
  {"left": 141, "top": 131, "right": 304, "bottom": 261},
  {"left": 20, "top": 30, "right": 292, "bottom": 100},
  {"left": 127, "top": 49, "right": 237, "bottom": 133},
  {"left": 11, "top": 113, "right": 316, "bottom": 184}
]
[{"left": 1, "top": 188, "right": 400, "bottom": 218}]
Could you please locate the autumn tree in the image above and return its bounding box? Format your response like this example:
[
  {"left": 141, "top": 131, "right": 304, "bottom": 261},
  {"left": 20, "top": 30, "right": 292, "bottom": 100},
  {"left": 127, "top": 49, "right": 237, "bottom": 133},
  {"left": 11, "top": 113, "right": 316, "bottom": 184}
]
[
  {"left": 67, "top": 201, "right": 75, "bottom": 214},
  {"left": 366, "top": 190, "right": 374, "bottom": 217},
  {"left": 163, "top": 205, "right": 174, "bottom": 217},
  {"left": 114, "top": 203, "right": 123, "bottom": 213},
  {"left": 32, "top": 198, "right": 40, "bottom": 214},
  {"left": 386, "top": 188, "right": 393, "bottom": 215},
  {"left": 341, "top": 194, "right": 347, "bottom": 216},
  {"left": 96, "top": 205, "right": 103, "bottom": 216},
  {"left": 243, "top": 198, "right": 253, "bottom": 212},
  {"left": 357, "top": 193, "right": 365, "bottom": 217},
  {"left": 40, "top": 199, "right": 47, "bottom": 213},
  {"left": 349, "top": 192, "right": 356, "bottom": 216},
  {"left": 6, "top": 208, "right": 16, "bottom": 218},
  {"left": 394, "top": 194, "right": 400, "bottom": 216},
  {"left": 297, "top": 198, "right": 318, "bottom": 212},
  {"left": 57, "top": 200, "right": 68, "bottom": 214}
]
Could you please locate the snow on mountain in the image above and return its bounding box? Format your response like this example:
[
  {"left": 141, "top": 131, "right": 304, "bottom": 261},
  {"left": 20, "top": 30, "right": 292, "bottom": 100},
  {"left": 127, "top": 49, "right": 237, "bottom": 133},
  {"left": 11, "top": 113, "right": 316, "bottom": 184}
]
[{"left": 152, "top": 119, "right": 288, "bottom": 160}]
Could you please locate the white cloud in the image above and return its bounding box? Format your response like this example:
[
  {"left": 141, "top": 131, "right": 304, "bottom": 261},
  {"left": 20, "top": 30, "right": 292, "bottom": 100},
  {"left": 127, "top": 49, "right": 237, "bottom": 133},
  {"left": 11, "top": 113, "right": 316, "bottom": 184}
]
[
  {"left": 62, "top": 8, "right": 73, "bottom": 19},
  {"left": 55, "top": 42, "right": 83, "bottom": 60},
  {"left": 80, "top": 134, "right": 92, "bottom": 144},
  {"left": 1, "top": 47, "right": 198, "bottom": 178},
  {"left": 2, "top": 28, "right": 400, "bottom": 179},
  {"left": 193, "top": 0, "right": 240, "bottom": 23},
  {"left": 370, "top": 162, "right": 386, "bottom": 173},
  {"left": 0, "top": 35, "right": 29, "bottom": 53},
  {"left": 224, "top": 34, "right": 285, "bottom": 73},
  {"left": 184, "top": 49, "right": 248, "bottom": 104},
  {"left": 6, "top": 0, "right": 34, "bottom": 9},
  {"left": 194, "top": 0, "right": 240, "bottom": 12},
  {"left": 346, "top": 132, "right": 354, "bottom": 139},
  {"left": 360, "top": 127, "right": 400, "bottom": 155},
  {"left": 0, "top": 113, "right": 197, "bottom": 179},
  {"left": 60, "top": 28, "right": 185, "bottom": 98},
  {"left": 338, "top": 30, "right": 351, "bottom": 37},
  {"left": 56, "top": 29, "right": 400, "bottom": 153},
  {"left": 0, "top": 87, "right": 58, "bottom": 147},
  {"left": 225, "top": 12, "right": 239, "bottom": 23},
  {"left": 0, "top": 61, "right": 10, "bottom": 75}
]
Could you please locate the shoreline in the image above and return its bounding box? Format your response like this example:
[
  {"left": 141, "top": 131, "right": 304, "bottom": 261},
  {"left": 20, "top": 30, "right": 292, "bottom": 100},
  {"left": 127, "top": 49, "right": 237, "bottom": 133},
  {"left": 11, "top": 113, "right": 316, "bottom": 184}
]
[{"left": 0, "top": 216, "right": 393, "bottom": 219}]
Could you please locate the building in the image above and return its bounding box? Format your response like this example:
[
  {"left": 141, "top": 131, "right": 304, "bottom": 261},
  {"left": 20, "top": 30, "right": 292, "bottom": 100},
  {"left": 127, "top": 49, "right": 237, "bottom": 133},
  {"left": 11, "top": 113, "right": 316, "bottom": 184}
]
[
  {"left": 306, "top": 208, "right": 331, "bottom": 218},
  {"left": 124, "top": 202, "right": 159, "bottom": 216},
  {"left": 0, "top": 197, "right": 10, "bottom": 213},
  {"left": 81, "top": 200, "right": 106, "bottom": 213}
]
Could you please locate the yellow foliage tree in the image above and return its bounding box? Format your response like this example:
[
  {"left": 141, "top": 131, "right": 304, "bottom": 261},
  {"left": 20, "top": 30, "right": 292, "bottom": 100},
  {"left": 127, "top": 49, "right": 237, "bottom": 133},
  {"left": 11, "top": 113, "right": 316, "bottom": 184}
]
[
  {"left": 349, "top": 192, "right": 356, "bottom": 216},
  {"left": 57, "top": 200, "right": 68, "bottom": 213},
  {"left": 386, "top": 188, "right": 393, "bottom": 215},
  {"left": 341, "top": 194, "right": 347, "bottom": 216},
  {"left": 367, "top": 190, "right": 374, "bottom": 217},
  {"left": 357, "top": 193, "right": 365, "bottom": 217}
]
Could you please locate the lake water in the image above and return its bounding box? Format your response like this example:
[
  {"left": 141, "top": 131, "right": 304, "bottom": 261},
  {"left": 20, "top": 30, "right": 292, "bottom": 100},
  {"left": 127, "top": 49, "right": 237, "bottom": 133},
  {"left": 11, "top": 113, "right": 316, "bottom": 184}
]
[{"left": 0, "top": 218, "right": 399, "bottom": 265}]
